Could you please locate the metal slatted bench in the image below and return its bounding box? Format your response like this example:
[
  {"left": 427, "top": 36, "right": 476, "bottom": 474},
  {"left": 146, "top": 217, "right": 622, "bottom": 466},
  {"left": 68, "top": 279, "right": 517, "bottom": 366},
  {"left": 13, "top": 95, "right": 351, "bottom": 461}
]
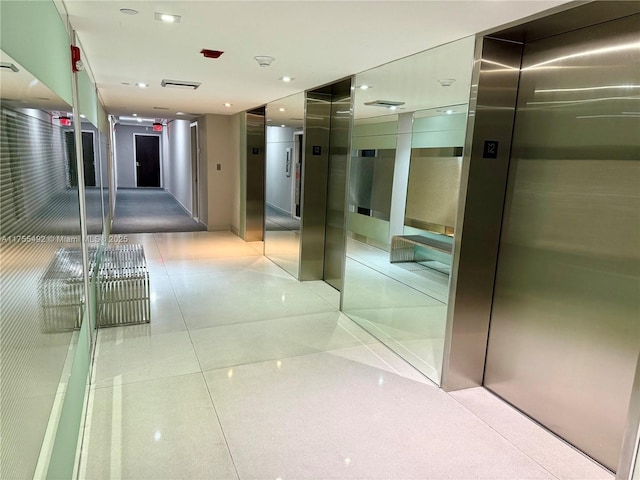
[
  {"left": 39, "top": 244, "right": 150, "bottom": 331},
  {"left": 390, "top": 235, "right": 453, "bottom": 264},
  {"left": 97, "top": 245, "right": 150, "bottom": 327}
]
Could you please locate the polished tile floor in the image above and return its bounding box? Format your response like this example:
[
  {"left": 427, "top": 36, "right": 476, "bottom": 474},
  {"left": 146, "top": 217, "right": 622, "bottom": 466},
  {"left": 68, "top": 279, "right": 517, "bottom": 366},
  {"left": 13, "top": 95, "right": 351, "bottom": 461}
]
[{"left": 79, "top": 231, "right": 612, "bottom": 480}]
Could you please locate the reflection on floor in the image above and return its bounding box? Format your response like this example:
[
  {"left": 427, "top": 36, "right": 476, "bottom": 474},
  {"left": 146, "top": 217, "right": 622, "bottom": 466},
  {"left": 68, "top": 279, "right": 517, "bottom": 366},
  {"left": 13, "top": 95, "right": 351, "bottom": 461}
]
[
  {"left": 111, "top": 188, "right": 206, "bottom": 234},
  {"left": 0, "top": 240, "right": 80, "bottom": 479},
  {"left": 343, "top": 239, "right": 449, "bottom": 383},
  {"left": 34, "top": 187, "right": 106, "bottom": 235},
  {"left": 264, "top": 230, "right": 300, "bottom": 277},
  {"left": 79, "top": 231, "right": 611, "bottom": 480},
  {"left": 265, "top": 204, "right": 300, "bottom": 277},
  {"left": 265, "top": 204, "right": 300, "bottom": 231}
]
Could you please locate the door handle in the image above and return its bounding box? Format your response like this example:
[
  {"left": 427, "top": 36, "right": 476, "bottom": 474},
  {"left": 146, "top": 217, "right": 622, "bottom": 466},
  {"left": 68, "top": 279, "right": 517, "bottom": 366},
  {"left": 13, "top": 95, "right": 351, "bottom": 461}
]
[{"left": 136, "top": 162, "right": 140, "bottom": 167}]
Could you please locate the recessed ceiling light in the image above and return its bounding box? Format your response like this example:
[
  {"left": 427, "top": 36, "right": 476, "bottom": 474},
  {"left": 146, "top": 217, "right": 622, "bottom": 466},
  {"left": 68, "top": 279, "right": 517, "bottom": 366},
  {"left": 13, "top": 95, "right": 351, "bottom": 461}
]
[
  {"left": 176, "top": 112, "right": 185, "bottom": 115},
  {"left": 359, "top": 85, "right": 371, "bottom": 90},
  {"left": 446, "top": 109, "right": 454, "bottom": 114},
  {"left": 136, "top": 82, "right": 148, "bottom": 88},
  {"left": 224, "top": 103, "right": 232, "bottom": 107},
  {"left": 278, "top": 107, "right": 285, "bottom": 112},
  {"left": 137, "top": 118, "right": 142, "bottom": 123},
  {"left": 281, "top": 124, "right": 286, "bottom": 127},
  {"left": 389, "top": 106, "right": 397, "bottom": 110},
  {"left": 132, "top": 113, "right": 138, "bottom": 117},
  {"left": 280, "top": 76, "right": 294, "bottom": 82},
  {"left": 155, "top": 12, "right": 181, "bottom": 23},
  {"left": 120, "top": 8, "right": 139, "bottom": 15}
]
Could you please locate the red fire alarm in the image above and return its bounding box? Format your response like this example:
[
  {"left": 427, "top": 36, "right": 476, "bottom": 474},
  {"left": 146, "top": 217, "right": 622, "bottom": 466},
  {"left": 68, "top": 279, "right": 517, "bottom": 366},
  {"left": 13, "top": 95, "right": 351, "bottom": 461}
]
[
  {"left": 59, "top": 116, "right": 72, "bottom": 126},
  {"left": 153, "top": 123, "right": 163, "bottom": 132},
  {"left": 70, "top": 45, "right": 83, "bottom": 72},
  {"left": 200, "top": 49, "right": 223, "bottom": 59}
]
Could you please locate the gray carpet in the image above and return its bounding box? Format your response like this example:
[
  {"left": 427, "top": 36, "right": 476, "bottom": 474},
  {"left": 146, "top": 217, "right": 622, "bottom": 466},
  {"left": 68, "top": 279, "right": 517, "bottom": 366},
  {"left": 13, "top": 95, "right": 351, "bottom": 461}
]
[
  {"left": 111, "top": 188, "right": 206, "bottom": 234},
  {"left": 265, "top": 205, "right": 300, "bottom": 232}
]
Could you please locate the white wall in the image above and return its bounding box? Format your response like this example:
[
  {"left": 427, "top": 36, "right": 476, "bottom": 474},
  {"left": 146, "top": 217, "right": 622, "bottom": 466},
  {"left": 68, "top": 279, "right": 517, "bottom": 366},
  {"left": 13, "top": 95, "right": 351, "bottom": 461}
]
[
  {"left": 197, "top": 114, "right": 238, "bottom": 230},
  {"left": 165, "top": 119, "right": 192, "bottom": 213},
  {"left": 230, "top": 114, "right": 242, "bottom": 234},
  {"left": 114, "top": 124, "right": 163, "bottom": 188},
  {"left": 265, "top": 126, "right": 295, "bottom": 214}
]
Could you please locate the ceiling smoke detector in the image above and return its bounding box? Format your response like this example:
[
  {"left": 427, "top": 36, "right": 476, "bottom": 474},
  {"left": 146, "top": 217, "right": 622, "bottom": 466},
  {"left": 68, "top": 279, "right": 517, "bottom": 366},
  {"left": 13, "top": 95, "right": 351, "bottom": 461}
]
[
  {"left": 254, "top": 56, "right": 275, "bottom": 67},
  {"left": 438, "top": 78, "right": 456, "bottom": 87}
]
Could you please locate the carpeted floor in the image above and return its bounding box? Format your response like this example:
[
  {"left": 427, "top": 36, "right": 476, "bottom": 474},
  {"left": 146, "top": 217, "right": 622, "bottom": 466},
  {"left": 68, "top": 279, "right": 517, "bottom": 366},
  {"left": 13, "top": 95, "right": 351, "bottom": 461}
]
[
  {"left": 265, "top": 204, "right": 300, "bottom": 232},
  {"left": 111, "top": 188, "right": 206, "bottom": 234}
]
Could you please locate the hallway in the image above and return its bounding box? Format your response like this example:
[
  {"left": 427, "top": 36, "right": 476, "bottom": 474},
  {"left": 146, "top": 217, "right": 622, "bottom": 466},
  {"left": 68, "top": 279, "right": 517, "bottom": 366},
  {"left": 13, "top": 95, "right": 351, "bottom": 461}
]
[
  {"left": 78, "top": 232, "right": 611, "bottom": 480},
  {"left": 111, "top": 189, "right": 206, "bottom": 234}
]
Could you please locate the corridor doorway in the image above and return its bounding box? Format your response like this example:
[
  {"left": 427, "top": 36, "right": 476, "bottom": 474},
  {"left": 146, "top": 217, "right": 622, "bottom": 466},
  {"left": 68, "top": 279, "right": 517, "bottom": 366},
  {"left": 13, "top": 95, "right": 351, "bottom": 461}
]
[{"left": 134, "top": 134, "right": 161, "bottom": 187}]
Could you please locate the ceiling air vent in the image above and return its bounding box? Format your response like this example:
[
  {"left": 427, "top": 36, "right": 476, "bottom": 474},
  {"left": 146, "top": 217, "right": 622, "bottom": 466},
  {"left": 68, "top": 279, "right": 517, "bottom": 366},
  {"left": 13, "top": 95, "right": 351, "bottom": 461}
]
[
  {"left": 364, "top": 100, "right": 405, "bottom": 108},
  {"left": 161, "top": 79, "right": 201, "bottom": 90}
]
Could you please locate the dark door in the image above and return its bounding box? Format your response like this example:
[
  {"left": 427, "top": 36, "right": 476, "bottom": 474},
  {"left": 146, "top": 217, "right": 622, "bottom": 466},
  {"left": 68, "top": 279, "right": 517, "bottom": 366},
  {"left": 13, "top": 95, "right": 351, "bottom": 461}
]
[
  {"left": 65, "top": 131, "right": 96, "bottom": 187},
  {"left": 135, "top": 135, "right": 161, "bottom": 187}
]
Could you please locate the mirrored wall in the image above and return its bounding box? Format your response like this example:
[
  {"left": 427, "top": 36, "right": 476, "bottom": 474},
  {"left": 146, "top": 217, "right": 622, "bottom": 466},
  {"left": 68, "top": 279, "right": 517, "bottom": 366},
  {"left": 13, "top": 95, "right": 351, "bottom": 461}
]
[
  {"left": 264, "top": 92, "right": 304, "bottom": 277},
  {"left": 342, "top": 37, "right": 475, "bottom": 384},
  {"left": 0, "top": 49, "right": 86, "bottom": 478}
]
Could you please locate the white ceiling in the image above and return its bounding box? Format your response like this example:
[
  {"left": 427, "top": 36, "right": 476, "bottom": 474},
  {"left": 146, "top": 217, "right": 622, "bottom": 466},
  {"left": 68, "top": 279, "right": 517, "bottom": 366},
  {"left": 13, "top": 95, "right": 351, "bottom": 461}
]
[{"left": 62, "top": 0, "right": 572, "bottom": 120}]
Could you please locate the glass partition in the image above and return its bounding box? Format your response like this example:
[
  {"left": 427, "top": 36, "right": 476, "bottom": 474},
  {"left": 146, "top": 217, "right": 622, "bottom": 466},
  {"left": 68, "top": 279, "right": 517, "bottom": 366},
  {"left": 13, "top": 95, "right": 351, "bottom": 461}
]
[
  {"left": 264, "top": 92, "right": 304, "bottom": 277},
  {"left": 0, "top": 50, "right": 85, "bottom": 478},
  {"left": 341, "top": 37, "right": 475, "bottom": 384}
]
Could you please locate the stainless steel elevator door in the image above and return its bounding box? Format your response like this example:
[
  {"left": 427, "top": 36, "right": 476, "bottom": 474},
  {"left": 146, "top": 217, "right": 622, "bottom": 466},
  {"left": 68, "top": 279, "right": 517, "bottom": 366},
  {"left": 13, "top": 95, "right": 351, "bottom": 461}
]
[{"left": 484, "top": 15, "right": 640, "bottom": 472}]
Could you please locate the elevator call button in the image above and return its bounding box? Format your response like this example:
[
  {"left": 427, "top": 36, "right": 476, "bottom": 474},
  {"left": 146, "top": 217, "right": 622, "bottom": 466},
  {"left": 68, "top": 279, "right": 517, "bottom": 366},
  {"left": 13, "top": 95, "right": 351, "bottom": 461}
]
[
  {"left": 483, "top": 140, "right": 499, "bottom": 159},
  {"left": 312, "top": 146, "right": 322, "bottom": 156}
]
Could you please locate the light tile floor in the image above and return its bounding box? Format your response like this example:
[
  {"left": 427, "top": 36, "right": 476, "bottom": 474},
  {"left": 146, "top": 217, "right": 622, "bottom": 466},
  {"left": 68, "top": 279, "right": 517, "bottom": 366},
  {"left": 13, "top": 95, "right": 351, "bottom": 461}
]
[{"left": 79, "top": 231, "right": 613, "bottom": 480}]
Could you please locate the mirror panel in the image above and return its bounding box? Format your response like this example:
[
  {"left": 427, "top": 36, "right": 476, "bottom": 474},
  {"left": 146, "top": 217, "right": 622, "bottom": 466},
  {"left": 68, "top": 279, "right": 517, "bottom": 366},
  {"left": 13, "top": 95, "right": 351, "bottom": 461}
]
[
  {"left": 0, "top": 50, "right": 83, "bottom": 478},
  {"left": 342, "top": 37, "right": 475, "bottom": 384},
  {"left": 264, "top": 93, "right": 304, "bottom": 277}
]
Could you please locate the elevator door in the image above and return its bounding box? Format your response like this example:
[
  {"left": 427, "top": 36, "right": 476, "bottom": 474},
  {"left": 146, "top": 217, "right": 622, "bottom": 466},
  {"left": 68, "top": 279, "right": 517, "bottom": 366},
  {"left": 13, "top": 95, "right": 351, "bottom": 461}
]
[{"left": 484, "top": 15, "right": 640, "bottom": 472}]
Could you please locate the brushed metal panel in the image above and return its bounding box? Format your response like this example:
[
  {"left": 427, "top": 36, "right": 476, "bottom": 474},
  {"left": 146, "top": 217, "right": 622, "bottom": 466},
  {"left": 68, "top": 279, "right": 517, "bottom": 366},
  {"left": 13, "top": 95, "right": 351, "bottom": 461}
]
[
  {"left": 442, "top": 36, "right": 523, "bottom": 391},
  {"left": 404, "top": 150, "right": 462, "bottom": 229},
  {"left": 485, "top": 15, "right": 640, "bottom": 472},
  {"left": 617, "top": 350, "right": 640, "bottom": 480},
  {"left": 324, "top": 81, "right": 353, "bottom": 291},
  {"left": 245, "top": 108, "right": 265, "bottom": 242},
  {"left": 299, "top": 93, "right": 331, "bottom": 280}
]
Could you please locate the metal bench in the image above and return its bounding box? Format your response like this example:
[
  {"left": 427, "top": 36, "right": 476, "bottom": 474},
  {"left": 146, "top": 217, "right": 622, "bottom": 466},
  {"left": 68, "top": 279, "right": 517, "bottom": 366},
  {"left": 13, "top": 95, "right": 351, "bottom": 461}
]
[
  {"left": 39, "top": 244, "right": 150, "bottom": 331},
  {"left": 97, "top": 244, "right": 150, "bottom": 327},
  {"left": 390, "top": 234, "right": 453, "bottom": 264}
]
